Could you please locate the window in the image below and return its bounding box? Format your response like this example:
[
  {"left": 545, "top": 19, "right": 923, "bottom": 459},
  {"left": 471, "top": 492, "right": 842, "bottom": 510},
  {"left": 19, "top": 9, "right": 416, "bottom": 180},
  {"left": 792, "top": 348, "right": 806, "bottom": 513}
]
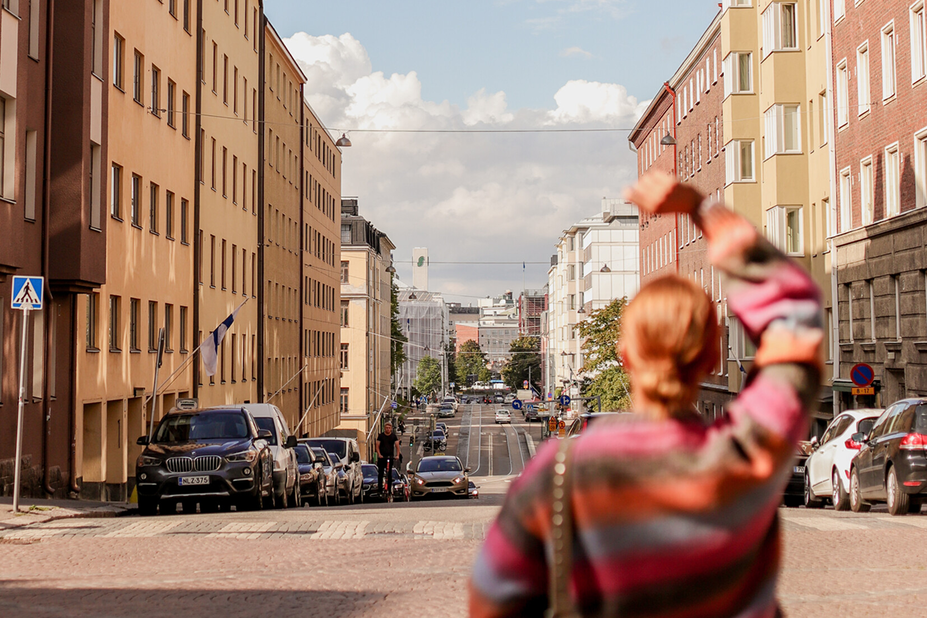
[
  {"left": 729, "top": 316, "right": 757, "bottom": 359},
  {"left": 231, "top": 243, "right": 237, "bottom": 293},
  {"left": 860, "top": 157, "right": 874, "bottom": 225},
  {"left": 768, "top": 207, "right": 803, "bottom": 256},
  {"left": 834, "top": 0, "right": 845, "bottom": 21},
  {"left": 341, "top": 300, "right": 349, "bottom": 326},
  {"left": 151, "top": 66, "right": 161, "bottom": 116},
  {"left": 340, "top": 260, "right": 349, "bottom": 283},
  {"left": 109, "top": 295, "right": 121, "bottom": 352},
  {"left": 886, "top": 144, "right": 901, "bottom": 217},
  {"left": 883, "top": 24, "right": 896, "bottom": 100},
  {"left": 340, "top": 388, "right": 349, "bottom": 414},
  {"left": 165, "top": 191, "right": 174, "bottom": 239},
  {"left": 24, "top": 131, "right": 38, "bottom": 219},
  {"left": 148, "top": 301, "right": 158, "bottom": 351},
  {"left": 210, "top": 234, "right": 216, "bottom": 287},
  {"left": 149, "top": 182, "right": 159, "bottom": 233},
  {"left": 817, "top": 0, "right": 826, "bottom": 37},
  {"left": 86, "top": 293, "right": 99, "bottom": 350},
  {"left": 221, "top": 238, "right": 227, "bottom": 289},
  {"left": 183, "top": 0, "right": 190, "bottom": 31},
  {"left": 180, "top": 198, "right": 189, "bottom": 243},
  {"left": 167, "top": 80, "right": 176, "bottom": 127},
  {"left": 725, "top": 140, "right": 755, "bottom": 183},
  {"left": 723, "top": 52, "right": 752, "bottom": 95},
  {"left": 839, "top": 167, "right": 852, "bottom": 232},
  {"left": 181, "top": 92, "right": 190, "bottom": 137},
  {"left": 340, "top": 343, "right": 349, "bottom": 370},
  {"left": 89, "top": 142, "right": 101, "bottom": 229},
  {"left": 129, "top": 298, "right": 140, "bottom": 351},
  {"left": 223, "top": 55, "right": 229, "bottom": 105},
  {"left": 762, "top": 2, "right": 798, "bottom": 57},
  {"left": 857, "top": 43, "right": 870, "bottom": 115},
  {"left": 211, "top": 137, "right": 216, "bottom": 189},
  {"left": 818, "top": 91, "right": 828, "bottom": 145},
  {"left": 913, "top": 1, "right": 926, "bottom": 82},
  {"left": 836, "top": 61, "right": 848, "bottom": 127},
  {"left": 133, "top": 50, "right": 144, "bottom": 103},
  {"left": 131, "top": 174, "right": 141, "bottom": 226},
  {"left": 212, "top": 42, "right": 218, "bottom": 93},
  {"left": 164, "top": 304, "right": 173, "bottom": 352},
  {"left": 222, "top": 146, "right": 227, "bottom": 196},
  {"left": 764, "top": 104, "right": 801, "bottom": 157},
  {"left": 113, "top": 34, "right": 125, "bottom": 89},
  {"left": 916, "top": 129, "right": 927, "bottom": 209},
  {"left": 341, "top": 223, "right": 352, "bottom": 244}
]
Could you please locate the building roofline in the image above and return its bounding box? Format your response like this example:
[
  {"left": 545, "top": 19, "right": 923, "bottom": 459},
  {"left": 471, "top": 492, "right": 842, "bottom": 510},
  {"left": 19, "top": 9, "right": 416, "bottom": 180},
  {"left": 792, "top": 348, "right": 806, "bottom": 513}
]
[{"left": 266, "top": 20, "right": 308, "bottom": 84}]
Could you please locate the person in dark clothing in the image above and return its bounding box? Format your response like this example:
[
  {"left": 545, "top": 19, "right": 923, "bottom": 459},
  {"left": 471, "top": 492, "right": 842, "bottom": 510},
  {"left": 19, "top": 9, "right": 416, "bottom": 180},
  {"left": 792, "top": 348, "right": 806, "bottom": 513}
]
[{"left": 376, "top": 422, "right": 400, "bottom": 493}]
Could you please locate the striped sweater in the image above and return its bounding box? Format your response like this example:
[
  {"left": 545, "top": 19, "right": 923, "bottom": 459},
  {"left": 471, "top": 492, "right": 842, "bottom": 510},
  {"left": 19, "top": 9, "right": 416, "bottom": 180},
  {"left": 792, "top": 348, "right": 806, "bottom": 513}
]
[{"left": 469, "top": 205, "right": 823, "bottom": 618}]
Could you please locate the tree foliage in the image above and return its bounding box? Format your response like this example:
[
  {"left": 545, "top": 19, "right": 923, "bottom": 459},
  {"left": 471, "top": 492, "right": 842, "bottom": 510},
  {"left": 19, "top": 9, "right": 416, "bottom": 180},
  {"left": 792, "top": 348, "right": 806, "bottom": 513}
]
[
  {"left": 445, "top": 341, "right": 457, "bottom": 389},
  {"left": 501, "top": 336, "right": 541, "bottom": 393},
  {"left": 456, "top": 339, "right": 491, "bottom": 385},
  {"left": 390, "top": 278, "right": 407, "bottom": 376},
  {"left": 575, "top": 298, "right": 631, "bottom": 411},
  {"left": 414, "top": 356, "right": 442, "bottom": 396}
]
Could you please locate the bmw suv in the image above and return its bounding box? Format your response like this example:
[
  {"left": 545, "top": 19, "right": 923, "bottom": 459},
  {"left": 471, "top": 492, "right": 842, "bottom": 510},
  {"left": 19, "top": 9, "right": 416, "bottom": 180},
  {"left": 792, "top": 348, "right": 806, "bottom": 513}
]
[{"left": 135, "top": 407, "right": 275, "bottom": 515}]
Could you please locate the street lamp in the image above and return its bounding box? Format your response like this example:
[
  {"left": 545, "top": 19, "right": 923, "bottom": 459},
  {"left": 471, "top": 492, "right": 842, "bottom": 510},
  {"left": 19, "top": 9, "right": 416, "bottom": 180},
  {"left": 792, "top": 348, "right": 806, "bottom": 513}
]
[
  {"left": 335, "top": 133, "right": 352, "bottom": 148},
  {"left": 600, "top": 264, "right": 611, "bottom": 273},
  {"left": 660, "top": 133, "right": 676, "bottom": 146}
]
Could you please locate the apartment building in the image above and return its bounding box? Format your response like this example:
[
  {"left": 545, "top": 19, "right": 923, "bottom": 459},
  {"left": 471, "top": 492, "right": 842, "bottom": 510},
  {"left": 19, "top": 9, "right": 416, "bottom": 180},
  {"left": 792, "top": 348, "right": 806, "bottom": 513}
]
[
  {"left": 71, "top": 0, "right": 196, "bottom": 501},
  {"left": 262, "top": 24, "right": 305, "bottom": 428},
  {"left": 581, "top": 200, "right": 640, "bottom": 314},
  {"left": 831, "top": 0, "right": 927, "bottom": 408},
  {"left": 547, "top": 221, "right": 590, "bottom": 400},
  {"left": 517, "top": 289, "right": 547, "bottom": 336},
  {"left": 195, "top": 0, "right": 260, "bottom": 406},
  {"left": 299, "top": 100, "right": 342, "bottom": 438},
  {"left": 0, "top": 0, "right": 108, "bottom": 497},
  {"left": 339, "top": 198, "right": 395, "bottom": 459}
]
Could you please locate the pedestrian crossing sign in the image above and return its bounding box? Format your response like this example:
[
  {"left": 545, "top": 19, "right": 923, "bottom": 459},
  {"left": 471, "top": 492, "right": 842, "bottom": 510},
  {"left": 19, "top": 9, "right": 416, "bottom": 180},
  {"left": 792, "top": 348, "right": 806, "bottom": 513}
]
[{"left": 11, "top": 276, "right": 44, "bottom": 310}]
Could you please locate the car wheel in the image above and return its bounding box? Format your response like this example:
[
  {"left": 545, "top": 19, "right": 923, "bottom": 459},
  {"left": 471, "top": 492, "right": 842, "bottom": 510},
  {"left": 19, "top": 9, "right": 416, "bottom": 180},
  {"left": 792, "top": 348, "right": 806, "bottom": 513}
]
[
  {"left": 138, "top": 496, "right": 158, "bottom": 516},
  {"left": 275, "top": 484, "right": 288, "bottom": 509},
  {"left": 887, "top": 466, "right": 910, "bottom": 516},
  {"left": 804, "top": 472, "right": 824, "bottom": 509},
  {"left": 289, "top": 480, "right": 301, "bottom": 508},
  {"left": 850, "top": 467, "right": 870, "bottom": 513},
  {"left": 832, "top": 469, "right": 850, "bottom": 511}
]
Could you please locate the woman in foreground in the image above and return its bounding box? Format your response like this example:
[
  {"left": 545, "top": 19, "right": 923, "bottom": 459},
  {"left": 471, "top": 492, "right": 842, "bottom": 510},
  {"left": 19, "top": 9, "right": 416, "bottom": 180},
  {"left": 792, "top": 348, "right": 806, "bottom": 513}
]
[{"left": 469, "top": 173, "right": 823, "bottom": 618}]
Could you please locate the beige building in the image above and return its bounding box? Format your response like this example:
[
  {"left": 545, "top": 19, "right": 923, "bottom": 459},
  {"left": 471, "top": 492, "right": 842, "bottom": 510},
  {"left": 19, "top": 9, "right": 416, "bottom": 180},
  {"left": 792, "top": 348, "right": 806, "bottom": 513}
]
[
  {"left": 74, "top": 0, "right": 197, "bottom": 501},
  {"left": 195, "top": 0, "right": 260, "bottom": 406},
  {"left": 298, "top": 89, "right": 343, "bottom": 437},
  {"left": 339, "top": 198, "right": 395, "bottom": 459},
  {"left": 262, "top": 24, "right": 305, "bottom": 429}
]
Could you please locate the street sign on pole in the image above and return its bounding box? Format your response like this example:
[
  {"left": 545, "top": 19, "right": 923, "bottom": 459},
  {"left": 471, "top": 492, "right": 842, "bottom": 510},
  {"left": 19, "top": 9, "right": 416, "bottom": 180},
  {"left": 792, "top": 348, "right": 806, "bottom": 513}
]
[
  {"left": 391, "top": 401, "right": 398, "bottom": 410},
  {"left": 850, "top": 363, "right": 875, "bottom": 388},
  {"left": 512, "top": 399, "right": 523, "bottom": 411},
  {"left": 558, "top": 394, "right": 571, "bottom": 407},
  {"left": 11, "top": 276, "right": 44, "bottom": 513}
]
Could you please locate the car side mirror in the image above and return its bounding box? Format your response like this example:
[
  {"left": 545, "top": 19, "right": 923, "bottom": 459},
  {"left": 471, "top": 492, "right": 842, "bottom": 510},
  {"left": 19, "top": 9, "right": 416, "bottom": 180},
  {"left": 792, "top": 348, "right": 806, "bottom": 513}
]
[
  {"left": 136, "top": 436, "right": 149, "bottom": 446},
  {"left": 464, "top": 467, "right": 471, "bottom": 473},
  {"left": 851, "top": 432, "right": 868, "bottom": 444},
  {"left": 405, "top": 463, "right": 412, "bottom": 474},
  {"left": 284, "top": 435, "right": 297, "bottom": 449},
  {"left": 257, "top": 429, "right": 273, "bottom": 440},
  {"left": 351, "top": 452, "right": 360, "bottom": 463},
  {"left": 810, "top": 435, "right": 819, "bottom": 447}
]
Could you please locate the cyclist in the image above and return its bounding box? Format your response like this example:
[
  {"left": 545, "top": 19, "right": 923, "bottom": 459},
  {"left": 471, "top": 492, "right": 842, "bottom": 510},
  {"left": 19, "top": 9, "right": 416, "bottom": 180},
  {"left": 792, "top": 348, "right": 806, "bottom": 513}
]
[{"left": 376, "top": 421, "right": 400, "bottom": 498}]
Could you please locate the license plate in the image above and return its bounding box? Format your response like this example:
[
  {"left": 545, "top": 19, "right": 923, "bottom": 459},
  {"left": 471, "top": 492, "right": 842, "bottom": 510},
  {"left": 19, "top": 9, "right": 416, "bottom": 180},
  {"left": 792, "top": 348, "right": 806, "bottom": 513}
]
[
  {"left": 793, "top": 466, "right": 805, "bottom": 475},
  {"left": 430, "top": 488, "right": 448, "bottom": 493},
  {"left": 179, "top": 476, "right": 209, "bottom": 486}
]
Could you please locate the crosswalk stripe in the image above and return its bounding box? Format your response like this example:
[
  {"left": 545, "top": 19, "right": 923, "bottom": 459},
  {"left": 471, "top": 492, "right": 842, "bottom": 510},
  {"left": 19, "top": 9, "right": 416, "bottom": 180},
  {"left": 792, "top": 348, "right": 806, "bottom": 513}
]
[{"left": 787, "top": 517, "right": 868, "bottom": 531}]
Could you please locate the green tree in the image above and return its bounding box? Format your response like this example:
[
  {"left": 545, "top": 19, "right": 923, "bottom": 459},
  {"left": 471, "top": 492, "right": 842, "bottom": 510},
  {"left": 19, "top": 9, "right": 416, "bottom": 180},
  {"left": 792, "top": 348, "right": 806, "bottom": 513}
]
[
  {"left": 456, "top": 340, "right": 490, "bottom": 386},
  {"left": 390, "top": 278, "right": 407, "bottom": 376},
  {"left": 445, "top": 341, "right": 457, "bottom": 390},
  {"left": 414, "top": 356, "right": 442, "bottom": 397},
  {"left": 575, "top": 298, "right": 631, "bottom": 411},
  {"left": 501, "top": 336, "right": 541, "bottom": 393}
]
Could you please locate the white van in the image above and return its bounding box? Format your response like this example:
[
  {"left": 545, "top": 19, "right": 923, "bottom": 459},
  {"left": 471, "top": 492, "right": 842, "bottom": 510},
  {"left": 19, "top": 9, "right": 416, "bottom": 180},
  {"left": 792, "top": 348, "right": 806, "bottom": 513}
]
[{"left": 241, "top": 404, "right": 300, "bottom": 508}]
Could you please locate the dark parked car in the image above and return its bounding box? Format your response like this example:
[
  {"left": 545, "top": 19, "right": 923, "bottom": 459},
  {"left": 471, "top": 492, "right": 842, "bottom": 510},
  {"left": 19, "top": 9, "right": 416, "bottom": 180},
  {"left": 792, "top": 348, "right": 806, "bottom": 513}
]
[
  {"left": 310, "top": 447, "right": 340, "bottom": 505},
  {"left": 851, "top": 399, "right": 927, "bottom": 515},
  {"left": 135, "top": 407, "right": 275, "bottom": 515},
  {"left": 784, "top": 441, "right": 814, "bottom": 508},
  {"left": 361, "top": 463, "right": 381, "bottom": 501},
  {"left": 295, "top": 444, "right": 328, "bottom": 506},
  {"left": 468, "top": 480, "right": 479, "bottom": 499},
  {"left": 524, "top": 408, "right": 539, "bottom": 422}
]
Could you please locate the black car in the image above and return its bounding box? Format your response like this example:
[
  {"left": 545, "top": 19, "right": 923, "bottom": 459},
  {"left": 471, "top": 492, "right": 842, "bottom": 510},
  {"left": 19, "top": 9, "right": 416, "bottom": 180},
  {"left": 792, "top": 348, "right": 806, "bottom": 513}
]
[
  {"left": 361, "top": 463, "right": 381, "bottom": 501},
  {"left": 784, "top": 441, "right": 814, "bottom": 508},
  {"left": 850, "top": 398, "right": 927, "bottom": 515},
  {"left": 294, "top": 444, "right": 326, "bottom": 506},
  {"left": 135, "top": 407, "right": 275, "bottom": 515}
]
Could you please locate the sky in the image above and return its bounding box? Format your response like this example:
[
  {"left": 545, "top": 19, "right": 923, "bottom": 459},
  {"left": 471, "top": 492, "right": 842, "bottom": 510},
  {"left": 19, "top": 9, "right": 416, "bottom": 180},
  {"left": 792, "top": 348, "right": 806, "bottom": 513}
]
[{"left": 263, "top": 0, "right": 721, "bottom": 304}]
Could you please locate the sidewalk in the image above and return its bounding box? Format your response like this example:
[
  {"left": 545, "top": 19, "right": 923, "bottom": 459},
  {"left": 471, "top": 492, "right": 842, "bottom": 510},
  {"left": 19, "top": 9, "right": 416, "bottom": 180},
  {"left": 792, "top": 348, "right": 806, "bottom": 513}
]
[{"left": 0, "top": 496, "right": 135, "bottom": 529}]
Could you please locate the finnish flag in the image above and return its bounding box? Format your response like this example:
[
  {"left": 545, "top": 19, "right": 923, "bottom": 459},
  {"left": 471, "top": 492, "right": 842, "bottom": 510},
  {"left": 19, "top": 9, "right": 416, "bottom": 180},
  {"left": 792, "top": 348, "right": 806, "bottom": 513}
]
[{"left": 201, "top": 300, "right": 246, "bottom": 377}]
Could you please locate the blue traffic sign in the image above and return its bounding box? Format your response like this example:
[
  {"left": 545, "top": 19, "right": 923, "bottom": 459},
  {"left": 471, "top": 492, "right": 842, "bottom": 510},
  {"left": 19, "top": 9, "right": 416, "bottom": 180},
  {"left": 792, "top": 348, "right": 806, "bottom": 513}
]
[
  {"left": 391, "top": 401, "right": 398, "bottom": 409},
  {"left": 512, "top": 399, "right": 523, "bottom": 411},
  {"left": 559, "top": 394, "right": 571, "bottom": 407},
  {"left": 526, "top": 403, "right": 536, "bottom": 412},
  {"left": 850, "top": 363, "right": 875, "bottom": 388},
  {"left": 11, "top": 276, "right": 44, "bottom": 310}
]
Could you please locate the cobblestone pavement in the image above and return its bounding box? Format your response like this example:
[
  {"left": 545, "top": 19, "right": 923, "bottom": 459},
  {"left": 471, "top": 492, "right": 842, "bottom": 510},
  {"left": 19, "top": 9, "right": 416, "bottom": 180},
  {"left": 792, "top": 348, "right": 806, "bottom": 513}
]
[{"left": 3, "top": 482, "right": 927, "bottom": 617}]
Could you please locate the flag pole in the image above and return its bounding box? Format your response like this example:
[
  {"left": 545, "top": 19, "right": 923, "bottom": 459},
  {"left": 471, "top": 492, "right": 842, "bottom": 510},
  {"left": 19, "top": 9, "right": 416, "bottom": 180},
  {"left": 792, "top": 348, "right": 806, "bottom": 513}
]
[
  {"left": 266, "top": 363, "right": 308, "bottom": 404},
  {"left": 295, "top": 381, "right": 326, "bottom": 436}
]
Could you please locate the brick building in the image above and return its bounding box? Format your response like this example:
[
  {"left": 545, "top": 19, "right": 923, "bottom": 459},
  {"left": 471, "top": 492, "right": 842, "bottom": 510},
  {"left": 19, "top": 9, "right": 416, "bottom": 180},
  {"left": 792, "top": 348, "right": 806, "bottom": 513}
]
[{"left": 832, "top": 0, "right": 927, "bottom": 408}]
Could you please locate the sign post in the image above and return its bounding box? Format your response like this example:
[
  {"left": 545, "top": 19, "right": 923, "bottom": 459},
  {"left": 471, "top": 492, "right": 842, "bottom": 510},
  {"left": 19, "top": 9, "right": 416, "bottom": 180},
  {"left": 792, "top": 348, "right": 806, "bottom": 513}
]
[
  {"left": 850, "top": 363, "right": 876, "bottom": 397},
  {"left": 11, "top": 276, "right": 44, "bottom": 513}
]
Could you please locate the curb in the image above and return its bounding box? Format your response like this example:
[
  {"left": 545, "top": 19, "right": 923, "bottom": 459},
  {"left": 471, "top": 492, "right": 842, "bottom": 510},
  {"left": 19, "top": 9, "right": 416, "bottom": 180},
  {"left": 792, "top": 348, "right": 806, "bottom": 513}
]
[{"left": 524, "top": 433, "right": 536, "bottom": 459}]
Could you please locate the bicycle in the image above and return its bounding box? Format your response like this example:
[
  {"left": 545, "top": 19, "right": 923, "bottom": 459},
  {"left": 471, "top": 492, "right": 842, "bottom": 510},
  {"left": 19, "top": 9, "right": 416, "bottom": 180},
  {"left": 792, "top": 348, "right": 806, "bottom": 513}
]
[{"left": 381, "top": 456, "right": 394, "bottom": 503}]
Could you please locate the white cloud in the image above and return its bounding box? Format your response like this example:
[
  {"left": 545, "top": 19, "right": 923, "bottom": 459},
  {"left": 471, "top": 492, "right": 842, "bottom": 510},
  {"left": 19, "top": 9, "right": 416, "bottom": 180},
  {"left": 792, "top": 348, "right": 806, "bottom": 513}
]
[
  {"left": 560, "top": 46, "right": 593, "bottom": 59},
  {"left": 284, "top": 32, "right": 643, "bottom": 301}
]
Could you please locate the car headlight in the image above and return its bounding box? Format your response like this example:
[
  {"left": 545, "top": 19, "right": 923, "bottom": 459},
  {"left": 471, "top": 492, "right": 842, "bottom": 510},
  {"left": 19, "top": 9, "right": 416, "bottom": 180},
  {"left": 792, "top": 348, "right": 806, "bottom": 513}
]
[
  {"left": 226, "top": 450, "right": 258, "bottom": 463},
  {"left": 452, "top": 476, "right": 464, "bottom": 485},
  {"left": 414, "top": 477, "right": 425, "bottom": 485},
  {"left": 137, "top": 455, "right": 161, "bottom": 467}
]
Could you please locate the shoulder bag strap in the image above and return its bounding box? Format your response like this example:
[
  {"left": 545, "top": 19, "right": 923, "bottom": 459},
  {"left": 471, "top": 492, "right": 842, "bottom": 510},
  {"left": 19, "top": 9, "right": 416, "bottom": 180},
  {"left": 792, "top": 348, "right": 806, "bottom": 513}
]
[{"left": 546, "top": 437, "right": 581, "bottom": 618}]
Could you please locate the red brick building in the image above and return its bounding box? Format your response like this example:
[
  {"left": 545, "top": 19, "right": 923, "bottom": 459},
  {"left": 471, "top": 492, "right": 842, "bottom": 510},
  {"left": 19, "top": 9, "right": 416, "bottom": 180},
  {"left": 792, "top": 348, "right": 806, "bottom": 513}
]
[{"left": 832, "top": 0, "right": 927, "bottom": 406}]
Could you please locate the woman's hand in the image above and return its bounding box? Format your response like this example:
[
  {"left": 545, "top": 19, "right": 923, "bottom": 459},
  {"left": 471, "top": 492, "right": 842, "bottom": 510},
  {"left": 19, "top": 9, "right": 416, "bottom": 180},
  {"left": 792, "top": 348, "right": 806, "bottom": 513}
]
[{"left": 622, "top": 172, "right": 704, "bottom": 217}]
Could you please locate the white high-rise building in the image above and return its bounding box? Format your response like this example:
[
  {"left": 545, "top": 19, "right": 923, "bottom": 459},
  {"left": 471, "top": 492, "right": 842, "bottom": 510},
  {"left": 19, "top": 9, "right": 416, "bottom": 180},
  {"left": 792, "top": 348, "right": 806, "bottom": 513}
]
[{"left": 412, "top": 247, "right": 429, "bottom": 291}]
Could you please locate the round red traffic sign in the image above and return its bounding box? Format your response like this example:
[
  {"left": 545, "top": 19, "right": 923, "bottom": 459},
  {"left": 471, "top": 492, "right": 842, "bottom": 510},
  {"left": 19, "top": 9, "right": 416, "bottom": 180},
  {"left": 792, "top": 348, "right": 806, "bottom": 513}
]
[{"left": 850, "top": 363, "right": 875, "bottom": 388}]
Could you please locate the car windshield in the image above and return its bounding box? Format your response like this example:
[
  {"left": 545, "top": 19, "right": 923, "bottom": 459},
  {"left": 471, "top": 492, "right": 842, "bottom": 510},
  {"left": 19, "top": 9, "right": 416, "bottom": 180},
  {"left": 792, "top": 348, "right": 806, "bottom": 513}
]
[
  {"left": 153, "top": 412, "right": 250, "bottom": 442},
  {"left": 362, "top": 465, "right": 378, "bottom": 481},
  {"left": 303, "top": 439, "right": 347, "bottom": 459},
  {"left": 294, "top": 445, "right": 312, "bottom": 464},
  {"left": 253, "top": 417, "right": 278, "bottom": 445},
  {"left": 391, "top": 468, "right": 401, "bottom": 481},
  {"left": 418, "top": 458, "right": 461, "bottom": 473}
]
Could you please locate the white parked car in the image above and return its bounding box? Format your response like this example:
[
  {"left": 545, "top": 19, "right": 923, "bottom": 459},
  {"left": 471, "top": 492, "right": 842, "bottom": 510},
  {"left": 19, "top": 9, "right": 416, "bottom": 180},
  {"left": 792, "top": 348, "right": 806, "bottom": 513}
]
[
  {"left": 241, "top": 404, "right": 300, "bottom": 509},
  {"left": 494, "top": 409, "right": 511, "bottom": 424},
  {"left": 442, "top": 396, "right": 459, "bottom": 412},
  {"left": 804, "top": 408, "right": 882, "bottom": 510}
]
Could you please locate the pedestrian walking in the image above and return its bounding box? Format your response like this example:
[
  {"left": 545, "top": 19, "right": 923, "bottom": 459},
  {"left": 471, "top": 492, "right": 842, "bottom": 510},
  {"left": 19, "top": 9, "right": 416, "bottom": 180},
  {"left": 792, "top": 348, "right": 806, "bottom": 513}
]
[{"left": 469, "top": 172, "right": 823, "bottom": 617}]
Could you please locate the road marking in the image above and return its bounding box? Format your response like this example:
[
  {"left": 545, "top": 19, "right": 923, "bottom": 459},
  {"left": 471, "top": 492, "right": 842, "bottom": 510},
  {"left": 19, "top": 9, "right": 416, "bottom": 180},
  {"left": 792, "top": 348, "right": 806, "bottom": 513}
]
[
  {"left": 102, "top": 520, "right": 180, "bottom": 538},
  {"left": 309, "top": 520, "right": 370, "bottom": 539},
  {"left": 470, "top": 405, "right": 484, "bottom": 475},
  {"left": 207, "top": 521, "right": 275, "bottom": 539},
  {"left": 488, "top": 433, "right": 493, "bottom": 477},
  {"left": 788, "top": 517, "right": 868, "bottom": 531}
]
